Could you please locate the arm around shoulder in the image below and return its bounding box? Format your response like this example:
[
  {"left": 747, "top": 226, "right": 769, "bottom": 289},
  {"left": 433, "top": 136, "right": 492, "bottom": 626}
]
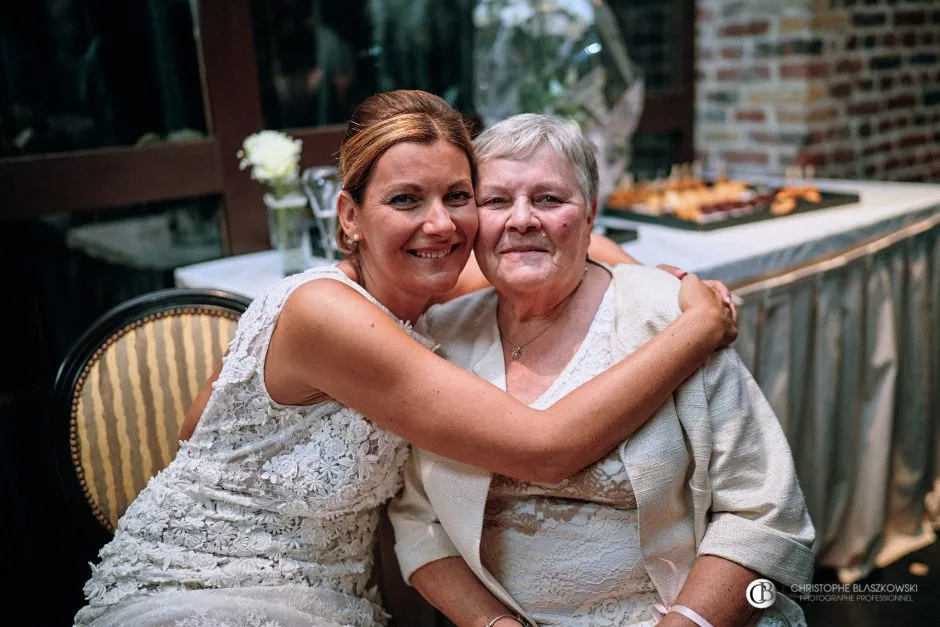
[
  {"left": 270, "top": 279, "right": 575, "bottom": 480},
  {"left": 272, "top": 275, "right": 730, "bottom": 483}
]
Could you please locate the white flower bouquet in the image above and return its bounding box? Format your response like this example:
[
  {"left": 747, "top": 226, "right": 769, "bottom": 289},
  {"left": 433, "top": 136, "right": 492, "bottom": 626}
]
[
  {"left": 238, "top": 130, "right": 303, "bottom": 198},
  {"left": 238, "top": 130, "right": 309, "bottom": 275}
]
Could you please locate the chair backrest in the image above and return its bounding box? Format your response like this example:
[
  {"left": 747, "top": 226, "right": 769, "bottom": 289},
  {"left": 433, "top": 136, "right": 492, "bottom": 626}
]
[{"left": 50, "top": 288, "right": 251, "bottom": 532}]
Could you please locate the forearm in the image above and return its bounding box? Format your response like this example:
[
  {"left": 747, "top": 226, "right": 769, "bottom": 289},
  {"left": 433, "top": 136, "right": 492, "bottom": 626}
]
[
  {"left": 539, "top": 309, "right": 723, "bottom": 481},
  {"left": 588, "top": 231, "right": 639, "bottom": 265},
  {"left": 659, "top": 555, "right": 759, "bottom": 627},
  {"left": 179, "top": 360, "right": 223, "bottom": 441},
  {"left": 410, "top": 557, "right": 520, "bottom": 627}
]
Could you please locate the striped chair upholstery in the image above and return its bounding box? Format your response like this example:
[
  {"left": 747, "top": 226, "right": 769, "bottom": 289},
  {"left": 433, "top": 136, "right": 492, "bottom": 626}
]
[{"left": 53, "top": 289, "right": 250, "bottom": 532}]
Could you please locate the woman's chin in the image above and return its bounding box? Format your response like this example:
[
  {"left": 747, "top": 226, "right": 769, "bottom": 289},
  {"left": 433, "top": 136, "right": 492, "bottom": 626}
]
[
  {"left": 406, "top": 269, "right": 463, "bottom": 297},
  {"left": 496, "top": 266, "right": 553, "bottom": 292},
  {"left": 405, "top": 252, "right": 470, "bottom": 293}
]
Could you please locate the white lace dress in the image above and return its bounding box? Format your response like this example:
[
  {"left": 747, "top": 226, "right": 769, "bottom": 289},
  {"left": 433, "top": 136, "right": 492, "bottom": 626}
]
[{"left": 74, "top": 266, "right": 423, "bottom": 627}]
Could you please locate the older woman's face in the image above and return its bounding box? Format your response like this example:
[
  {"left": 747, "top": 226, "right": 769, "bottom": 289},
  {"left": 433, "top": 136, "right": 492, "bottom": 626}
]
[{"left": 474, "top": 144, "right": 595, "bottom": 293}]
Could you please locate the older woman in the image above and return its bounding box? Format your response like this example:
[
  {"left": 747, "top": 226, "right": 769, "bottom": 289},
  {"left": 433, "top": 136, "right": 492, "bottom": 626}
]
[{"left": 390, "top": 114, "right": 815, "bottom": 627}]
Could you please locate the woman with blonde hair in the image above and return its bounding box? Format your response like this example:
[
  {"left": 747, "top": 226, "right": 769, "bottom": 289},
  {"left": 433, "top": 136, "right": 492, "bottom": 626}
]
[{"left": 74, "top": 91, "right": 736, "bottom": 627}]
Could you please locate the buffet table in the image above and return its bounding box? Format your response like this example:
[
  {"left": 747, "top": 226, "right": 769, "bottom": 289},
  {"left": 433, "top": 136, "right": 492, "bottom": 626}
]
[
  {"left": 175, "top": 178, "right": 940, "bottom": 583},
  {"left": 609, "top": 179, "right": 940, "bottom": 284}
]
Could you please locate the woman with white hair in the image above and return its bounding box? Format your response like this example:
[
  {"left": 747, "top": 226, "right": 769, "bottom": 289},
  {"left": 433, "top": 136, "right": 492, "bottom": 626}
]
[{"left": 390, "top": 114, "right": 815, "bottom": 627}]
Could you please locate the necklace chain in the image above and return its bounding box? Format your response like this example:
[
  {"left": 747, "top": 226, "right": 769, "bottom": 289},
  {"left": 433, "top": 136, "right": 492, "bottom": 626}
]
[{"left": 499, "top": 267, "right": 588, "bottom": 360}]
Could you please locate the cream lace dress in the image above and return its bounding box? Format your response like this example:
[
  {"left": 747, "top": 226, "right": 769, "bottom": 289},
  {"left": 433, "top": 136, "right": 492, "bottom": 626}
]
[
  {"left": 74, "top": 266, "right": 425, "bottom": 627},
  {"left": 480, "top": 286, "right": 661, "bottom": 627}
]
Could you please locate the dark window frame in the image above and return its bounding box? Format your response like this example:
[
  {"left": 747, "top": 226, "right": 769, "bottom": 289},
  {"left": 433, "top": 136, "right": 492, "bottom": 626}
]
[{"left": 0, "top": 0, "right": 694, "bottom": 255}]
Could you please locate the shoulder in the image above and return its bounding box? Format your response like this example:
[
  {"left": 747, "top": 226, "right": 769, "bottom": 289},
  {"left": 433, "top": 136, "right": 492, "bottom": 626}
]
[
  {"left": 265, "top": 271, "right": 397, "bottom": 352},
  {"left": 609, "top": 263, "right": 681, "bottom": 298},
  {"left": 227, "top": 267, "right": 358, "bottom": 349},
  {"left": 419, "top": 287, "right": 499, "bottom": 345},
  {"left": 246, "top": 266, "right": 353, "bottom": 316},
  {"left": 607, "top": 264, "right": 682, "bottom": 327},
  {"left": 283, "top": 274, "right": 380, "bottom": 327}
]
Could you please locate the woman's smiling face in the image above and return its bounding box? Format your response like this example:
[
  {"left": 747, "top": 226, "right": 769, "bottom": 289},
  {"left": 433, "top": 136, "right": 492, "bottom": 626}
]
[
  {"left": 345, "top": 139, "right": 478, "bottom": 301},
  {"left": 473, "top": 143, "right": 595, "bottom": 294}
]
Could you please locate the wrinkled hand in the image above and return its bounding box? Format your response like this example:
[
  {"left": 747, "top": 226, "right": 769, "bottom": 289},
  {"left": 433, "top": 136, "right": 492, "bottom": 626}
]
[
  {"left": 659, "top": 264, "right": 738, "bottom": 348},
  {"left": 677, "top": 272, "right": 738, "bottom": 348}
]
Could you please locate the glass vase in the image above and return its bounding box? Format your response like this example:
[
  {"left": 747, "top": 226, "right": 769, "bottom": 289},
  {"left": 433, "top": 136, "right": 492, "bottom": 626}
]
[
  {"left": 264, "top": 192, "right": 310, "bottom": 276},
  {"left": 301, "top": 166, "right": 344, "bottom": 262}
]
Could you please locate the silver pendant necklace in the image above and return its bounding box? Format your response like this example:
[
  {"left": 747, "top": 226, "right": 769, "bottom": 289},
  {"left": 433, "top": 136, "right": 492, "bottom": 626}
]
[{"left": 499, "top": 267, "right": 587, "bottom": 360}]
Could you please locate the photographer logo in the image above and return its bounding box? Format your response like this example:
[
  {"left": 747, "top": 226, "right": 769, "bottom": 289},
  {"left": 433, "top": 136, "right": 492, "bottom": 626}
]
[{"left": 746, "top": 579, "right": 777, "bottom": 609}]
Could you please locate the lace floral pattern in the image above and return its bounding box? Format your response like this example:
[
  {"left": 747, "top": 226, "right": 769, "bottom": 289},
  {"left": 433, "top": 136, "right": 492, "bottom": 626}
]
[{"left": 75, "top": 267, "right": 417, "bottom": 627}]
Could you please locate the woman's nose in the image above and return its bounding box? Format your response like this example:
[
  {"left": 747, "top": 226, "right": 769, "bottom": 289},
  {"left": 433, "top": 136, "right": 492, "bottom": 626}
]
[
  {"left": 423, "top": 199, "right": 457, "bottom": 236},
  {"left": 507, "top": 198, "right": 539, "bottom": 233}
]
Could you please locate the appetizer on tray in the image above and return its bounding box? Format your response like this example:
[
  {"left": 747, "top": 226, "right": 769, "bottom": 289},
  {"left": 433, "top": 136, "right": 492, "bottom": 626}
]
[{"left": 606, "top": 163, "right": 823, "bottom": 224}]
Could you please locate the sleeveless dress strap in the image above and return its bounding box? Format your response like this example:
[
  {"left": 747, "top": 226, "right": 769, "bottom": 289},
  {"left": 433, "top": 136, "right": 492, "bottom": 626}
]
[
  {"left": 314, "top": 268, "right": 439, "bottom": 351},
  {"left": 215, "top": 266, "right": 436, "bottom": 390}
]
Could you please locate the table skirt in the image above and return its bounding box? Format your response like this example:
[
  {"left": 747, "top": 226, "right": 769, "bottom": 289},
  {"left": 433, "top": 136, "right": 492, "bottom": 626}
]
[{"left": 733, "top": 215, "right": 940, "bottom": 583}]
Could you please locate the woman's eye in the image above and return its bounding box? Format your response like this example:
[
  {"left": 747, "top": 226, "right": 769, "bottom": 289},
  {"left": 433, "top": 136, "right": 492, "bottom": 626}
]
[
  {"left": 538, "top": 195, "right": 562, "bottom": 204},
  {"left": 481, "top": 197, "right": 507, "bottom": 207},
  {"left": 445, "top": 191, "right": 472, "bottom": 204},
  {"left": 388, "top": 194, "right": 418, "bottom": 207}
]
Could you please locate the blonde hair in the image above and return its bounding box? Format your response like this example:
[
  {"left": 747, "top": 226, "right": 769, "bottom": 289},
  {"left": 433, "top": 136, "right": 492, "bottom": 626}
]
[{"left": 336, "top": 90, "right": 476, "bottom": 254}]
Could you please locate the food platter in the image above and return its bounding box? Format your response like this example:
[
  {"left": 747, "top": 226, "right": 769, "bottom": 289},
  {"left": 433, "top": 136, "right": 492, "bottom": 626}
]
[
  {"left": 603, "top": 166, "right": 860, "bottom": 231},
  {"left": 597, "top": 222, "right": 639, "bottom": 244}
]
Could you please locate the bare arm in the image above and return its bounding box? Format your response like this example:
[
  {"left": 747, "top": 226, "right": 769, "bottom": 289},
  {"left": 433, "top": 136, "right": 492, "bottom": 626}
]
[
  {"left": 179, "top": 361, "right": 223, "bottom": 441},
  {"left": 265, "top": 274, "right": 731, "bottom": 483},
  {"left": 658, "top": 556, "right": 759, "bottom": 626},
  {"left": 588, "top": 230, "right": 640, "bottom": 265},
  {"left": 411, "top": 558, "right": 521, "bottom": 627},
  {"left": 411, "top": 555, "right": 758, "bottom": 627},
  {"left": 434, "top": 233, "right": 638, "bottom": 303}
]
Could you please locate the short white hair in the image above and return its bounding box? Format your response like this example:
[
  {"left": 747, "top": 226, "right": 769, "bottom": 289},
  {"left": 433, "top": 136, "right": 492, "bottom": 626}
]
[{"left": 473, "top": 114, "right": 599, "bottom": 206}]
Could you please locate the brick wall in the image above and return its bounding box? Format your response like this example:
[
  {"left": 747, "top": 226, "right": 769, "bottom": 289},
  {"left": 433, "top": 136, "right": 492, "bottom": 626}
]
[{"left": 695, "top": 0, "right": 940, "bottom": 182}]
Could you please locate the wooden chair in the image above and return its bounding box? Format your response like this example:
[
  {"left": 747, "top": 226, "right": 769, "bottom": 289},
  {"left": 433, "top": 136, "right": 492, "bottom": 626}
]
[{"left": 49, "top": 288, "right": 250, "bottom": 538}]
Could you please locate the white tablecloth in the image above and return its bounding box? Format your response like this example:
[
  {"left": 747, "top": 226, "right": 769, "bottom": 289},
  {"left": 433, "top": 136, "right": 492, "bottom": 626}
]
[
  {"left": 728, "top": 213, "right": 940, "bottom": 584},
  {"left": 175, "top": 250, "right": 333, "bottom": 297}
]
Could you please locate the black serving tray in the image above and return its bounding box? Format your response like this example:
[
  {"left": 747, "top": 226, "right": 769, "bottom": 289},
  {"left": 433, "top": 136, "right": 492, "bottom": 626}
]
[
  {"left": 604, "top": 190, "right": 861, "bottom": 231},
  {"left": 601, "top": 224, "right": 639, "bottom": 244}
]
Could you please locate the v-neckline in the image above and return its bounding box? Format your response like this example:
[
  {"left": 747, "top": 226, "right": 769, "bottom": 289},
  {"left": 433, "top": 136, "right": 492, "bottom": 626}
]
[{"left": 493, "top": 283, "right": 614, "bottom": 409}]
